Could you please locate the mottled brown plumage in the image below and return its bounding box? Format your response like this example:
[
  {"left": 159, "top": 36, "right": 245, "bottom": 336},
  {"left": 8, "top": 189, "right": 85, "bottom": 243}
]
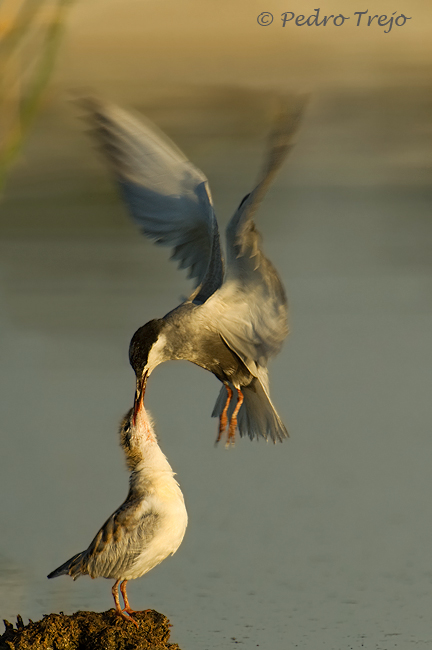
[{"left": 48, "top": 397, "right": 187, "bottom": 624}]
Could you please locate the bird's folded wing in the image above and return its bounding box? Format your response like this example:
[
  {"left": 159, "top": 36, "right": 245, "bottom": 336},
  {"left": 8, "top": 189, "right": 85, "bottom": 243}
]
[
  {"left": 83, "top": 98, "right": 224, "bottom": 303},
  {"left": 203, "top": 272, "right": 288, "bottom": 375},
  {"left": 84, "top": 499, "right": 159, "bottom": 578},
  {"left": 202, "top": 97, "right": 305, "bottom": 372}
]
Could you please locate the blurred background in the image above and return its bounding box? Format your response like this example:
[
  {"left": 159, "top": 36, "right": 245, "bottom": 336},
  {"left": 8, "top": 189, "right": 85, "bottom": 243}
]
[{"left": 1, "top": 1, "right": 432, "bottom": 648}]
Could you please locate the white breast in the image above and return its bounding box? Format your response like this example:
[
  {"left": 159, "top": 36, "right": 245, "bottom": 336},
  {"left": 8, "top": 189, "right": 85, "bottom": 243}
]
[{"left": 123, "top": 475, "right": 188, "bottom": 580}]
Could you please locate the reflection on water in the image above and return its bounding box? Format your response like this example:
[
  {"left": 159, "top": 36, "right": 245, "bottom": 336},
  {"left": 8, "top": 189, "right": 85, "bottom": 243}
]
[{"left": 1, "top": 85, "right": 432, "bottom": 649}]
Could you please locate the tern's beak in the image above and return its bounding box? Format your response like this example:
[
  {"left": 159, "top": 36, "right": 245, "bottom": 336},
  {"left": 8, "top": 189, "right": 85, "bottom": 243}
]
[{"left": 132, "top": 370, "right": 148, "bottom": 426}]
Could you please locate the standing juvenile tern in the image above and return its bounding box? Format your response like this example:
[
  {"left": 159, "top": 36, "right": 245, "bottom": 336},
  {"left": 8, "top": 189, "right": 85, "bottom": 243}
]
[
  {"left": 85, "top": 97, "right": 304, "bottom": 444},
  {"left": 47, "top": 392, "right": 188, "bottom": 624}
]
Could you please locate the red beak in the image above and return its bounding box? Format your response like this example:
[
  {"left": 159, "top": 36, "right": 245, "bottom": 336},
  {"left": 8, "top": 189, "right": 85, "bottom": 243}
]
[{"left": 132, "top": 370, "right": 148, "bottom": 426}]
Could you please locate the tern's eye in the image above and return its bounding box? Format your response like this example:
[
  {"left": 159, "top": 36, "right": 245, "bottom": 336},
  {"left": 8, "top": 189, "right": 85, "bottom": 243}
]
[
  {"left": 120, "top": 408, "right": 134, "bottom": 445},
  {"left": 124, "top": 418, "right": 133, "bottom": 436}
]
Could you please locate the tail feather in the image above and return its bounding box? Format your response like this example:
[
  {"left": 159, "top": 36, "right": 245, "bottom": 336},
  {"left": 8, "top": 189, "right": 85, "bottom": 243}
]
[
  {"left": 212, "top": 379, "right": 288, "bottom": 443},
  {"left": 47, "top": 551, "right": 86, "bottom": 580}
]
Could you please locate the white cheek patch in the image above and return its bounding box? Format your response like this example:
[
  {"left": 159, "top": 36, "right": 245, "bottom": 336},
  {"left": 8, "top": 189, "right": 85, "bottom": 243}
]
[{"left": 147, "top": 334, "right": 167, "bottom": 372}]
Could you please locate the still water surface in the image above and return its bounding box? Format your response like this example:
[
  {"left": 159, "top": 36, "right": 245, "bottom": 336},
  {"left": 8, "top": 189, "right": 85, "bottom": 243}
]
[{"left": 1, "top": 87, "right": 432, "bottom": 649}]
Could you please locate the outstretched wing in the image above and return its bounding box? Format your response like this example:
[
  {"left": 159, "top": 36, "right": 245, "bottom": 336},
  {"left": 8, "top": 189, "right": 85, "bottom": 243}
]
[
  {"left": 83, "top": 98, "right": 224, "bottom": 304},
  {"left": 203, "top": 96, "right": 305, "bottom": 374}
]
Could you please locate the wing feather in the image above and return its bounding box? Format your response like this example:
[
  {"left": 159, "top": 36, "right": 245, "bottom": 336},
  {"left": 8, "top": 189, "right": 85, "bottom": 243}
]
[
  {"left": 83, "top": 98, "right": 224, "bottom": 303},
  {"left": 203, "top": 97, "right": 305, "bottom": 370},
  {"left": 82, "top": 500, "right": 160, "bottom": 579}
]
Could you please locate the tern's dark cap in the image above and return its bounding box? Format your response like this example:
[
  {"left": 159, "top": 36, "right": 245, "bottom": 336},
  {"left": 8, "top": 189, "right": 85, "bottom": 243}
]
[{"left": 129, "top": 319, "right": 165, "bottom": 374}]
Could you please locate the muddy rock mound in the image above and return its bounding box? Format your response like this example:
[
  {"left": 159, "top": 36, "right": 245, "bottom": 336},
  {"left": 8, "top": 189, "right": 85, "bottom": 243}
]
[{"left": 0, "top": 609, "right": 181, "bottom": 650}]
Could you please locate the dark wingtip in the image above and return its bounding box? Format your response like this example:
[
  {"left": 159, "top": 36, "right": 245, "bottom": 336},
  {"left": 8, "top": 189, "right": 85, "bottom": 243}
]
[
  {"left": 238, "top": 193, "right": 251, "bottom": 210},
  {"left": 47, "top": 565, "right": 67, "bottom": 579}
]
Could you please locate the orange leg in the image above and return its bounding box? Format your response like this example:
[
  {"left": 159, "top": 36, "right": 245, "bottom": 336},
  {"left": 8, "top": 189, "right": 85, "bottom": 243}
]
[
  {"left": 226, "top": 389, "right": 244, "bottom": 446},
  {"left": 120, "top": 579, "right": 151, "bottom": 617},
  {"left": 112, "top": 579, "right": 139, "bottom": 627},
  {"left": 215, "top": 385, "right": 233, "bottom": 444},
  {"left": 120, "top": 580, "right": 136, "bottom": 615}
]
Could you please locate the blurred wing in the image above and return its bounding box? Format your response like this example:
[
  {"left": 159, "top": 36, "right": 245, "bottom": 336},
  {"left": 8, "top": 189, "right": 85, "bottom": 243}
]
[
  {"left": 83, "top": 500, "right": 159, "bottom": 579},
  {"left": 83, "top": 98, "right": 224, "bottom": 303},
  {"left": 204, "top": 97, "right": 305, "bottom": 372}
]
